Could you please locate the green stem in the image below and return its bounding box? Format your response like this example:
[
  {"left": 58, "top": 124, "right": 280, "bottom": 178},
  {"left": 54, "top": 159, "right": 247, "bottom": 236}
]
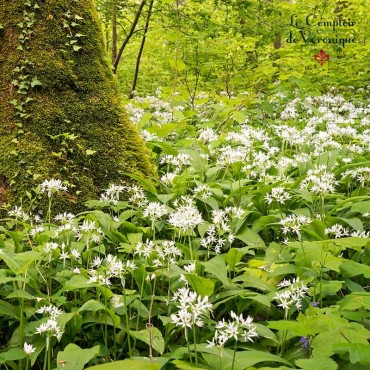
[
  {"left": 231, "top": 340, "right": 237, "bottom": 370},
  {"left": 188, "top": 234, "right": 193, "bottom": 261},
  {"left": 185, "top": 327, "right": 192, "bottom": 366},
  {"left": 193, "top": 324, "right": 198, "bottom": 366},
  {"left": 123, "top": 283, "right": 132, "bottom": 357}
]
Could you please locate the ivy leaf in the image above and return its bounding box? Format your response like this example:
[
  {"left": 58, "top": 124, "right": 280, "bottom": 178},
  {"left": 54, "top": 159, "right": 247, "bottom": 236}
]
[
  {"left": 30, "top": 77, "right": 42, "bottom": 88},
  {"left": 73, "top": 45, "right": 82, "bottom": 51}
]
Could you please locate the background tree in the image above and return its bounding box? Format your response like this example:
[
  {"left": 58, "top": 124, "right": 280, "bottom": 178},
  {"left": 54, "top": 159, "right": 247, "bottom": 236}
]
[{"left": 0, "top": 0, "right": 155, "bottom": 210}]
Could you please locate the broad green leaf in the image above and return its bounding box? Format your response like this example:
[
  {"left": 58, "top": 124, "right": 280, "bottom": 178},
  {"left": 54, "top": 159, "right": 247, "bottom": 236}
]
[
  {"left": 79, "top": 300, "right": 106, "bottom": 313},
  {"left": 340, "top": 260, "right": 370, "bottom": 278},
  {"left": 226, "top": 248, "right": 244, "bottom": 271},
  {"left": 6, "top": 289, "right": 35, "bottom": 300},
  {"left": 201, "top": 255, "right": 230, "bottom": 288},
  {"left": 129, "top": 327, "right": 165, "bottom": 354},
  {"left": 311, "top": 280, "right": 343, "bottom": 296},
  {"left": 199, "top": 345, "right": 292, "bottom": 370},
  {"left": 56, "top": 344, "right": 100, "bottom": 370},
  {"left": 311, "top": 322, "right": 370, "bottom": 358},
  {"left": 64, "top": 275, "right": 95, "bottom": 290},
  {"left": 337, "top": 217, "right": 363, "bottom": 232},
  {"left": 268, "top": 320, "right": 314, "bottom": 336},
  {"left": 350, "top": 200, "right": 370, "bottom": 214},
  {"left": 0, "top": 300, "right": 19, "bottom": 319},
  {"left": 235, "top": 225, "right": 265, "bottom": 247},
  {"left": 295, "top": 356, "right": 338, "bottom": 370},
  {"left": 233, "top": 274, "right": 275, "bottom": 292},
  {"left": 334, "top": 343, "right": 370, "bottom": 365},
  {"left": 185, "top": 274, "right": 215, "bottom": 297},
  {"left": 172, "top": 360, "right": 206, "bottom": 369},
  {"left": 86, "top": 359, "right": 161, "bottom": 369},
  {"left": 0, "top": 348, "right": 25, "bottom": 364},
  {"left": 338, "top": 292, "right": 370, "bottom": 310}
]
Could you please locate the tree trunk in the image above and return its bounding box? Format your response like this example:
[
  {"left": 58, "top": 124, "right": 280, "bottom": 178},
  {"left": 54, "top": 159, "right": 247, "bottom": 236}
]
[
  {"left": 129, "top": 0, "right": 154, "bottom": 99},
  {"left": 112, "top": 0, "right": 118, "bottom": 64},
  {"left": 0, "top": 0, "right": 155, "bottom": 211}
]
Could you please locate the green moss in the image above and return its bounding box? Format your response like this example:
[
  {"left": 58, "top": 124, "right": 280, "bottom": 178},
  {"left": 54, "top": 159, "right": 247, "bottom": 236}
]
[{"left": 0, "top": 0, "right": 155, "bottom": 212}]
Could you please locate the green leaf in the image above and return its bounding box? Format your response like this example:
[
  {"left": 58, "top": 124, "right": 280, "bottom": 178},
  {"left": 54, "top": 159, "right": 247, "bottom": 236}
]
[
  {"left": 226, "top": 248, "right": 244, "bottom": 271},
  {"left": 85, "top": 149, "right": 96, "bottom": 156},
  {"left": 235, "top": 225, "right": 265, "bottom": 247},
  {"left": 233, "top": 274, "right": 275, "bottom": 292},
  {"left": 232, "top": 111, "right": 246, "bottom": 123},
  {"left": 340, "top": 260, "right": 370, "bottom": 278},
  {"left": 172, "top": 360, "right": 205, "bottom": 369},
  {"left": 337, "top": 217, "right": 363, "bottom": 232},
  {"left": 79, "top": 300, "right": 106, "bottom": 313},
  {"left": 334, "top": 343, "right": 370, "bottom": 365},
  {"left": 0, "top": 348, "right": 25, "bottom": 364},
  {"left": 295, "top": 356, "right": 338, "bottom": 370},
  {"left": 268, "top": 320, "right": 314, "bottom": 336},
  {"left": 185, "top": 274, "right": 215, "bottom": 297},
  {"left": 85, "top": 359, "right": 161, "bottom": 369},
  {"left": 57, "top": 344, "right": 100, "bottom": 370},
  {"left": 338, "top": 292, "right": 370, "bottom": 310},
  {"left": 350, "top": 200, "right": 370, "bottom": 214},
  {"left": 30, "top": 77, "right": 42, "bottom": 87},
  {"left": 200, "top": 255, "right": 230, "bottom": 288},
  {"left": 129, "top": 327, "right": 165, "bottom": 354},
  {"left": 199, "top": 345, "right": 292, "bottom": 370},
  {"left": 64, "top": 275, "right": 95, "bottom": 290},
  {"left": 6, "top": 289, "right": 35, "bottom": 300}
]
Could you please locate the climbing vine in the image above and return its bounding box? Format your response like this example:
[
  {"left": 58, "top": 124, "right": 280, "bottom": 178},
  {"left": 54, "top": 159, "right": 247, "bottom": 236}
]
[
  {"left": 62, "top": 5, "right": 85, "bottom": 52},
  {"left": 10, "top": 0, "right": 42, "bottom": 130}
]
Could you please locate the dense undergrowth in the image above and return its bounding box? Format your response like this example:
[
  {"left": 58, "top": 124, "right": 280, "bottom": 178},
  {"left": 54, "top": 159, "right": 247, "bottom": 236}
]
[{"left": 0, "top": 89, "right": 369, "bottom": 369}]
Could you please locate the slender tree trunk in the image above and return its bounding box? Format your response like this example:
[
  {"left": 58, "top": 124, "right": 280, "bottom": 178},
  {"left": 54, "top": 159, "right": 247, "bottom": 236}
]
[
  {"left": 129, "top": 0, "right": 154, "bottom": 99},
  {"left": 113, "top": 0, "right": 147, "bottom": 74},
  {"left": 112, "top": 0, "right": 118, "bottom": 64}
]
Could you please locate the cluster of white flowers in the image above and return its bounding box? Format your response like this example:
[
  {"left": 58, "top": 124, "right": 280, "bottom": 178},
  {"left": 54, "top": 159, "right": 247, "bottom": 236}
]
[
  {"left": 100, "top": 184, "right": 126, "bottom": 205},
  {"left": 40, "top": 179, "right": 68, "bottom": 198},
  {"left": 274, "top": 278, "right": 309, "bottom": 319},
  {"left": 143, "top": 202, "right": 168, "bottom": 222},
  {"left": 126, "top": 184, "right": 148, "bottom": 207},
  {"left": 8, "top": 206, "right": 30, "bottom": 222},
  {"left": 88, "top": 254, "right": 136, "bottom": 286},
  {"left": 153, "top": 240, "right": 182, "bottom": 268},
  {"left": 264, "top": 187, "right": 291, "bottom": 205},
  {"left": 76, "top": 220, "right": 104, "bottom": 245},
  {"left": 134, "top": 239, "right": 155, "bottom": 259},
  {"left": 171, "top": 287, "right": 212, "bottom": 329},
  {"left": 324, "top": 224, "right": 349, "bottom": 238},
  {"left": 169, "top": 197, "right": 203, "bottom": 232},
  {"left": 54, "top": 212, "right": 77, "bottom": 237},
  {"left": 207, "top": 311, "right": 258, "bottom": 352},
  {"left": 280, "top": 214, "right": 312, "bottom": 240},
  {"left": 193, "top": 184, "right": 213, "bottom": 200},
  {"left": 342, "top": 167, "right": 370, "bottom": 188},
  {"left": 35, "top": 304, "right": 64, "bottom": 342},
  {"left": 300, "top": 165, "right": 338, "bottom": 195},
  {"left": 198, "top": 128, "right": 218, "bottom": 143}
]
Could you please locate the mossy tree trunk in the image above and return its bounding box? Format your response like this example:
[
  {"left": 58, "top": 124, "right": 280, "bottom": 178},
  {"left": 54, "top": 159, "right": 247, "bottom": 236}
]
[{"left": 0, "top": 0, "right": 155, "bottom": 211}]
